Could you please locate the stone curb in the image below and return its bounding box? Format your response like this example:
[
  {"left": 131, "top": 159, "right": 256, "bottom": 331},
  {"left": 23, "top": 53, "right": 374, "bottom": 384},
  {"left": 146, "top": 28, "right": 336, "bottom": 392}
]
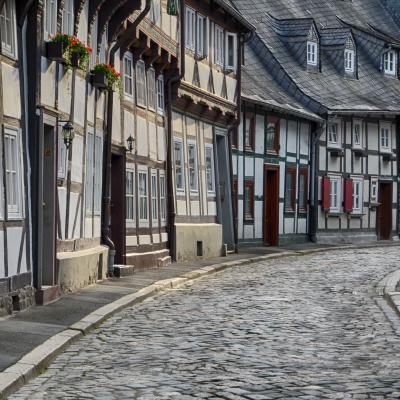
[
  {"left": 380, "top": 269, "right": 400, "bottom": 318},
  {"left": 1, "top": 243, "right": 398, "bottom": 399}
]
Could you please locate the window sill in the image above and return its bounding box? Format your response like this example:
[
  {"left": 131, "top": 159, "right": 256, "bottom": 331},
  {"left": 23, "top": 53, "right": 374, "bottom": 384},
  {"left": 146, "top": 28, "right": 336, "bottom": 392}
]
[
  {"left": 348, "top": 212, "right": 366, "bottom": 218},
  {"left": 325, "top": 211, "right": 342, "bottom": 217},
  {"left": 352, "top": 147, "right": 367, "bottom": 157},
  {"left": 327, "top": 148, "right": 345, "bottom": 157}
]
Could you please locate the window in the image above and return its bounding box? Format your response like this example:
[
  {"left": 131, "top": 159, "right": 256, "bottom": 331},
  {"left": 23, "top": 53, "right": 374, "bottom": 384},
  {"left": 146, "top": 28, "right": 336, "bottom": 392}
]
[
  {"left": 244, "top": 180, "right": 254, "bottom": 220},
  {"left": 352, "top": 178, "right": 363, "bottom": 214},
  {"left": 126, "top": 170, "right": 135, "bottom": 221},
  {"left": 123, "top": 54, "right": 134, "bottom": 97},
  {"left": 244, "top": 113, "right": 255, "bottom": 150},
  {"left": 44, "top": 0, "right": 57, "bottom": 37},
  {"left": 185, "top": 7, "right": 195, "bottom": 51},
  {"left": 136, "top": 60, "right": 147, "bottom": 107},
  {"left": 214, "top": 25, "right": 224, "bottom": 66},
  {"left": 4, "top": 129, "right": 22, "bottom": 218},
  {"left": 196, "top": 14, "right": 206, "bottom": 57},
  {"left": 205, "top": 144, "right": 215, "bottom": 193},
  {"left": 160, "top": 174, "right": 166, "bottom": 221},
  {"left": 384, "top": 51, "right": 396, "bottom": 76},
  {"left": 380, "top": 124, "right": 392, "bottom": 152},
  {"left": 85, "top": 132, "right": 94, "bottom": 212},
  {"left": 94, "top": 135, "right": 103, "bottom": 213},
  {"left": 344, "top": 49, "right": 354, "bottom": 73},
  {"left": 156, "top": 75, "right": 164, "bottom": 113},
  {"left": 188, "top": 142, "right": 198, "bottom": 192},
  {"left": 328, "top": 122, "right": 340, "bottom": 147},
  {"left": 149, "top": 0, "right": 161, "bottom": 25},
  {"left": 139, "top": 171, "right": 148, "bottom": 221},
  {"left": 329, "top": 176, "right": 341, "bottom": 213},
  {"left": 298, "top": 168, "right": 308, "bottom": 213},
  {"left": 285, "top": 168, "right": 296, "bottom": 212},
  {"left": 353, "top": 121, "right": 362, "bottom": 148},
  {"left": 266, "top": 116, "right": 280, "bottom": 153},
  {"left": 370, "top": 178, "right": 378, "bottom": 203},
  {"left": 226, "top": 33, "right": 236, "bottom": 71},
  {"left": 62, "top": 0, "right": 74, "bottom": 35},
  {"left": 0, "top": 0, "right": 16, "bottom": 57},
  {"left": 147, "top": 68, "right": 156, "bottom": 110},
  {"left": 174, "top": 139, "right": 184, "bottom": 191},
  {"left": 151, "top": 173, "right": 158, "bottom": 221},
  {"left": 307, "top": 41, "right": 317, "bottom": 66}
]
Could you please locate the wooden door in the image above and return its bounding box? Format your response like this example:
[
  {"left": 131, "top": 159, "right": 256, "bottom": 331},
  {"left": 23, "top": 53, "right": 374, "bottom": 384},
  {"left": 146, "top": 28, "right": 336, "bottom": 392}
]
[
  {"left": 378, "top": 182, "right": 392, "bottom": 240},
  {"left": 264, "top": 166, "right": 279, "bottom": 246},
  {"left": 110, "top": 154, "right": 126, "bottom": 264}
]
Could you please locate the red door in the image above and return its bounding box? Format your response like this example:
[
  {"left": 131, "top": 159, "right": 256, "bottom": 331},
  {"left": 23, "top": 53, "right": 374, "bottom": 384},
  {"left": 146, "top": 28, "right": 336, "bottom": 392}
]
[
  {"left": 377, "top": 182, "right": 392, "bottom": 240},
  {"left": 264, "top": 166, "right": 279, "bottom": 246}
]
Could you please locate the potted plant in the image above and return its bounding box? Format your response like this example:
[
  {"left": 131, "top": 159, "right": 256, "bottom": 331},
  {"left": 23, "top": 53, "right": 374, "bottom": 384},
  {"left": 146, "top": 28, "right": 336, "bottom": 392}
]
[
  {"left": 91, "top": 64, "right": 121, "bottom": 91},
  {"left": 46, "top": 34, "right": 92, "bottom": 70}
]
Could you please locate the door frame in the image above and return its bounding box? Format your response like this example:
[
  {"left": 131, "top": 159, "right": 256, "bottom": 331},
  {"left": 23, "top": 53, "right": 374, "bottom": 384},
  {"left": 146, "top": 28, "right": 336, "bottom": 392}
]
[
  {"left": 377, "top": 180, "right": 393, "bottom": 240},
  {"left": 263, "top": 164, "right": 280, "bottom": 246}
]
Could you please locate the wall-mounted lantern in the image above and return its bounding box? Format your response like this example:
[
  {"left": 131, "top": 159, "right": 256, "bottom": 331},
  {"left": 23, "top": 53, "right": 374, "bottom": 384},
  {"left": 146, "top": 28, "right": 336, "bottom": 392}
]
[
  {"left": 126, "top": 135, "right": 135, "bottom": 153},
  {"left": 61, "top": 121, "right": 75, "bottom": 149}
]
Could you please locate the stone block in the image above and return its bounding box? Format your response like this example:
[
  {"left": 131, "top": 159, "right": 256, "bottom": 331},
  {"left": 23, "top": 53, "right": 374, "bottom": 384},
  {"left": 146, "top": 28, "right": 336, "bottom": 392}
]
[{"left": 113, "top": 264, "right": 135, "bottom": 278}]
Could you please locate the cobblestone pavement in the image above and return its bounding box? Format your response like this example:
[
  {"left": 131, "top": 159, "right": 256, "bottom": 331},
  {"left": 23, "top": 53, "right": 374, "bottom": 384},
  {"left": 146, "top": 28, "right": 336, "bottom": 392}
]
[{"left": 10, "top": 247, "right": 400, "bottom": 399}]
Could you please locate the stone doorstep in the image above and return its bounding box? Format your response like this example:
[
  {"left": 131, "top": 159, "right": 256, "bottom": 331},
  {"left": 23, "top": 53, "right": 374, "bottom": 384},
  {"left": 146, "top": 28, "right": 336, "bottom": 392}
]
[{"left": 113, "top": 265, "right": 135, "bottom": 278}]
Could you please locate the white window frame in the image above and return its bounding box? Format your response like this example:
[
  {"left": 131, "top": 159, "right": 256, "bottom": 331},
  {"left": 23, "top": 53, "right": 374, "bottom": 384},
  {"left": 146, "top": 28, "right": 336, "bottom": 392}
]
[
  {"left": 126, "top": 169, "right": 135, "bottom": 222},
  {"left": 307, "top": 41, "right": 318, "bottom": 66},
  {"left": 136, "top": 60, "right": 147, "bottom": 107},
  {"left": 214, "top": 25, "right": 224, "bottom": 67},
  {"left": 379, "top": 122, "right": 392, "bottom": 153},
  {"left": 159, "top": 172, "right": 166, "bottom": 223},
  {"left": 196, "top": 13, "right": 206, "bottom": 57},
  {"left": 151, "top": 172, "right": 158, "bottom": 222},
  {"left": 149, "top": 0, "right": 161, "bottom": 25},
  {"left": 384, "top": 50, "right": 396, "bottom": 76},
  {"left": 123, "top": 53, "right": 134, "bottom": 99},
  {"left": 62, "top": 0, "right": 74, "bottom": 35},
  {"left": 0, "top": 0, "right": 17, "bottom": 58},
  {"left": 93, "top": 134, "right": 103, "bottom": 214},
  {"left": 226, "top": 32, "right": 237, "bottom": 71},
  {"left": 138, "top": 170, "right": 148, "bottom": 222},
  {"left": 174, "top": 138, "right": 184, "bottom": 192},
  {"left": 344, "top": 49, "right": 354, "bottom": 73},
  {"left": 185, "top": 6, "right": 195, "bottom": 51},
  {"left": 58, "top": 125, "right": 68, "bottom": 179},
  {"left": 4, "top": 127, "right": 23, "bottom": 219},
  {"left": 44, "top": 0, "right": 57, "bottom": 39},
  {"left": 329, "top": 175, "right": 341, "bottom": 213},
  {"left": 156, "top": 75, "right": 164, "bottom": 114},
  {"left": 352, "top": 120, "right": 363, "bottom": 148},
  {"left": 370, "top": 177, "right": 378, "bottom": 203},
  {"left": 352, "top": 177, "right": 363, "bottom": 214},
  {"left": 147, "top": 68, "right": 156, "bottom": 111},
  {"left": 205, "top": 144, "right": 215, "bottom": 194},
  {"left": 187, "top": 141, "right": 198, "bottom": 193},
  {"left": 327, "top": 121, "right": 341, "bottom": 148}
]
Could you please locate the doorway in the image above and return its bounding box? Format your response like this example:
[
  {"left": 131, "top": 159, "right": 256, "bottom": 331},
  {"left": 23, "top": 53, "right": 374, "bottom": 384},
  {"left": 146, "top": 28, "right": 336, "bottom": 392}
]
[
  {"left": 264, "top": 165, "right": 279, "bottom": 246},
  {"left": 110, "top": 153, "right": 126, "bottom": 264},
  {"left": 377, "top": 181, "right": 392, "bottom": 240}
]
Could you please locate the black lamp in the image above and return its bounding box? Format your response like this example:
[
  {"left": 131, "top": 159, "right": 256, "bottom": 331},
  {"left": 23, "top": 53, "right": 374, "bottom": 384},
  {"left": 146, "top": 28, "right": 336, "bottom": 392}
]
[
  {"left": 126, "top": 135, "right": 135, "bottom": 153},
  {"left": 62, "top": 121, "right": 75, "bottom": 149}
]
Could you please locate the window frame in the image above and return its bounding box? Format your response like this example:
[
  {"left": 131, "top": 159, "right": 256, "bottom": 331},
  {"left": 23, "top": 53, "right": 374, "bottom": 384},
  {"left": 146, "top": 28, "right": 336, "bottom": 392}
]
[
  {"left": 214, "top": 24, "right": 224, "bottom": 67},
  {"left": 138, "top": 170, "right": 148, "bottom": 222},
  {"left": 370, "top": 177, "right": 378, "bottom": 204},
  {"left": 159, "top": 172, "right": 166, "bottom": 222},
  {"left": 352, "top": 120, "right": 363, "bottom": 148},
  {"left": 187, "top": 141, "right": 199, "bottom": 193},
  {"left": 151, "top": 172, "right": 158, "bottom": 222},
  {"left": 226, "top": 32, "right": 237, "bottom": 71},
  {"left": 351, "top": 177, "right": 363, "bottom": 214},
  {"left": 126, "top": 169, "right": 135, "bottom": 222},
  {"left": 344, "top": 48, "right": 355, "bottom": 73},
  {"left": 244, "top": 180, "right": 254, "bottom": 221},
  {"left": 0, "top": 0, "right": 17, "bottom": 58},
  {"left": 149, "top": 0, "right": 161, "bottom": 25},
  {"left": 185, "top": 6, "right": 196, "bottom": 51},
  {"left": 44, "top": 0, "right": 58, "bottom": 39},
  {"left": 196, "top": 13, "right": 206, "bottom": 58},
  {"left": 205, "top": 144, "right": 215, "bottom": 194},
  {"left": 156, "top": 75, "right": 165, "bottom": 114},
  {"left": 383, "top": 50, "right": 396, "bottom": 76},
  {"left": 298, "top": 167, "right": 308, "bottom": 214},
  {"left": 147, "top": 67, "right": 156, "bottom": 111},
  {"left": 285, "top": 167, "right": 296, "bottom": 213},
  {"left": 379, "top": 122, "right": 392, "bottom": 153},
  {"left": 136, "top": 60, "right": 147, "bottom": 108},
  {"left": 307, "top": 41, "right": 318, "bottom": 66},
  {"left": 244, "top": 112, "right": 255, "bottom": 151},
  {"left": 327, "top": 121, "right": 341, "bottom": 149},
  {"left": 174, "top": 138, "right": 185, "bottom": 193},
  {"left": 329, "top": 175, "right": 342, "bottom": 213},
  {"left": 123, "top": 52, "right": 134, "bottom": 99},
  {"left": 265, "top": 116, "right": 280, "bottom": 154},
  {"left": 62, "top": 0, "right": 74, "bottom": 35}
]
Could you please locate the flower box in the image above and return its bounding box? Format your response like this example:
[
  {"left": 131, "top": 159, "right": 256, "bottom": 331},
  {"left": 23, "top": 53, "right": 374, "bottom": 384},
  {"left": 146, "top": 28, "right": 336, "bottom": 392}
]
[
  {"left": 46, "top": 41, "right": 65, "bottom": 62},
  {"left": 91, "top": 70, "right": 108, "bottom": 89}
]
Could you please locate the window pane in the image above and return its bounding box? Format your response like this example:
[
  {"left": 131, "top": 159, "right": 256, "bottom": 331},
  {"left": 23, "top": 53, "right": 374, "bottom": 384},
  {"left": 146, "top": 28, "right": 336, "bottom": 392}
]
[
  {"left": 188, "top": 144, "right": 197, "bottom": 191},
  {"left": 205, "top": 146, "right": 214, "bottom": 192}
]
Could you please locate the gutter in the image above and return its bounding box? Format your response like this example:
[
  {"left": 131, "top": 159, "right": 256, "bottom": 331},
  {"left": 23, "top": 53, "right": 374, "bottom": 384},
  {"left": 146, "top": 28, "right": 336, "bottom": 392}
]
[
  {"left": 102, "top": 0, "right": 151, "bottom": 274},
  {"left": 165, "top": 0, "right": 185, "bottom": 262},
  {"left": 327, "top": 109, "right": 400, "bottom": 116}
]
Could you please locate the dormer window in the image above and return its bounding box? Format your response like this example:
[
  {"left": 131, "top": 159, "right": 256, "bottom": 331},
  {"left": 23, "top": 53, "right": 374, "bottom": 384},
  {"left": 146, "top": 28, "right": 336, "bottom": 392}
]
[
  {"left": 383, "top": 51, "right": 396, "bottom": 76},
  {"left": 307, "top": 41, "right": 318, "bottom": 66},
  {"left": 344, "top": 49, "right": 355, "bottom": 73}
]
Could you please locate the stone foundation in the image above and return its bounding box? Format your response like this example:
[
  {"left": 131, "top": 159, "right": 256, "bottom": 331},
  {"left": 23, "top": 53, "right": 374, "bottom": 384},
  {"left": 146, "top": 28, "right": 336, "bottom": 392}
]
[{"left": 0, "top": 285, "right": 35, "bottom": 317}]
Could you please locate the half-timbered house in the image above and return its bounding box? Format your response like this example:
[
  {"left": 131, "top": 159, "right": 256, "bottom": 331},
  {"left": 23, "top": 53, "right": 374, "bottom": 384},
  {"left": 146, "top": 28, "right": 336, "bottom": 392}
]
[{"left": 232, "top": 0, "right": 400, "bottom": 244}]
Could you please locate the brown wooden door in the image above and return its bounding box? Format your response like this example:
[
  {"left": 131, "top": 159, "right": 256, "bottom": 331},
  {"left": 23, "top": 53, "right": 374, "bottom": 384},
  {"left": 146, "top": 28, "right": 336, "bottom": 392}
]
[
  {"left": 378, "top": 182, "right": 392, "bottom": 240},
  {"left": 110, "top": 154, "right": 126, "bottom": 264},
  {"left": 264, "top": 166, "right": 279, "bottom": 246}
]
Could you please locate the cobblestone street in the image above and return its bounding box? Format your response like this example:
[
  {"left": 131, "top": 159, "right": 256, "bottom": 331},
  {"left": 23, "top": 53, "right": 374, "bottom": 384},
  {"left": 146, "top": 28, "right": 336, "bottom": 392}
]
[{"left": 10, "top": 247, "right": 400, "bottom": 399}]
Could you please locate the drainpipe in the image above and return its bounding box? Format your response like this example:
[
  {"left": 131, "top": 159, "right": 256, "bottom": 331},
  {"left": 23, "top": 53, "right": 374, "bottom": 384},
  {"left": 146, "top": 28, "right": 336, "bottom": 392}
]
[
  {"left": 396, "top": 116, "right": 400, "bottom": 236},
  {"left": 227, "top": 30, "right": 253, "bottom": 253},
  {"left": 165, "top": 0, "right": 185, "bottom": 262},
  {"left": 102, "top": 0, "right": 151, "bottom": 274},
  {"left": 309, "top": 119, "right": 326, "bottom": 242}
]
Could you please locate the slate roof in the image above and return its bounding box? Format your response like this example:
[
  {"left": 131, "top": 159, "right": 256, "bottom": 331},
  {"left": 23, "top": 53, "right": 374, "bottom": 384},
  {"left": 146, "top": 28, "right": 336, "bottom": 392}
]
[
  {"left": 231, "top": 0, "right": 400, "bottom": 114},
  {"left": 242, "top": 45, "right": 322, "bottom": 122}
]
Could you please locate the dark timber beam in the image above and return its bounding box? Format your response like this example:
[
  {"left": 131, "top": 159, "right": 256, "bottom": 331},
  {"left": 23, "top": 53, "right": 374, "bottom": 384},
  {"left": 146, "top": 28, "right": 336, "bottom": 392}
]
[
  {"left": 73, "top": 0, "right": 86, "bottom": 36},
  {"left": 108, "top": 0, "right": 141, "bottom": 43}
]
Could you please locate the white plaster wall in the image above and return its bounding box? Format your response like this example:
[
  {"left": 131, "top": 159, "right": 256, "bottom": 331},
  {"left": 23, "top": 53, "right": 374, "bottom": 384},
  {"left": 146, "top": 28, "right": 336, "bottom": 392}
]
[
  {"left": 58, "top": 187, "right": 67, "bottom": 240},
  {"left": 84, "top": 217, "right": 92, "bottom": 238},
  {"left": 368, "top": 123, "right": 379, "bottom": 151},
  {"left": 254, "top": 159, "right": 264, "bottom": 196},
  {"left": 157, "top": 127, "right": 166, "bottom": 161},
  {"left": 191, "top": 201, "right": 200, "bottom": 216},
  {"left": 184, "top": 55, "right": 194, "bottom": 83},
  {"left": 369, "top": 155, "right": 379, "bottom": 175},
  {"left": 207, "top": 201, "right": 217, "bottom": 216},
  {"left": 327, "top": 217, "right": 340, "bottom": 229},
  {"left": 300, "top": 122, "right": 309, "bottom": 155},
  {"left": 198, "top": 62, "right": 209, "bottom": 90},
  {"left": 68, "top": 192, "right": 81, "bottom": 239},
  {"left": 139, "top": 234, "right": 151, "bottom": 245},
  {"left": 297, "top": 218, "right": 307, "bottom": 234},
  {"left": 255, "top": 114, "right": 264, "bottom": 154},
  {"left": 238, "top": 199, "right": 243, "bottom": 239},
  {"left": 213, "top": 70, "right": 223, "bottom": 97},
  {"left": 286, "top": 120, "right": 297, "bottom": 153},
  {"left": 244, "top": 157, "right": 254, "bottom": 177},
  {"left": 254, "top": 202, "right": 263, "bottom": 239},
  {"left": 319, "top": 145, "right": 326, "bottom": 172},
  {"left": 7, "top": 227, "right": 26, "bottom": 276},
  {"left": 124, "top": 110, "right": 135, "bottom": 143},
  {"left": 58, "top": 69, "right": 73, "bottom": 114},
  {"left": 345, "top": 149, "right": 352, "bottom": 174},
  {"left": 126, "top": 235, "right": 138, "bottom": 247},
  {"left": 328, "top": 154, "right": 341, "bottom": 173},
  {"left": 232, "top": 154, "right": 237, "bottom": 175},
  {"left": 279, "top": 203, "right": 284, "bottom": 235},
  {"left": 136, "top": 116, "right": 148, "bottom": 156},
  {"left": 285, "top": 218, "right": 294, "bottom": 234},
  {"left": 176, "top": 199, "right": 187, "bottom": 215},
  {"left": 0, "top": 231, "right": 4, "bottom": 278},
  {"left": 2, "top": 64, "right": 21, "bottom": 119},
  {"left": 280, "top": 119, "right": 287, "bottom": 157},
  {"left": 77, "top": 1, "right": 88, "bottom": 42},
  {"left": 226, "top": 76, "right": 236, "bottom": 103},
  {"left": 244, "top": 224, "right": 253, "bottom": 239},
  {"left": 71, "top": 135, "right": 83, "bottom": 183},
  {"left": 148, "top": 122, "right": 157, "bottom": 160}
]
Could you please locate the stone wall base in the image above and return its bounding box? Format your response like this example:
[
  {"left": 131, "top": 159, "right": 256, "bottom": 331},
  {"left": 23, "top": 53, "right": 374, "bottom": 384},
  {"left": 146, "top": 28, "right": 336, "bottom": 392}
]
[
  {"left": 315, "top": 230, "right": 378, "bottom": 244},
  {"left": 0, "top": 285, "right": 35, "bottom": 317}
]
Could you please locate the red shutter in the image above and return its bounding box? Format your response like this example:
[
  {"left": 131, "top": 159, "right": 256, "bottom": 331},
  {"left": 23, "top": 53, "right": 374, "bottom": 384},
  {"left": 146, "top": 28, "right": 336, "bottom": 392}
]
[
  {"left": 322, "top": 176, "right": 330, "bottom": 211},
  {"left": 344, "top": 178, "right": 353, "bottom": 213}
]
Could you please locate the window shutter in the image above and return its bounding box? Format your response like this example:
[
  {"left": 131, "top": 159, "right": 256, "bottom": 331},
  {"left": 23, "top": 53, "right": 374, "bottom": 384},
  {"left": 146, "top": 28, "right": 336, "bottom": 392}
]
[
  {"left": 344, "top": 178, "right": 353, "bottom": 213},
  {"left": 322, "top": 176, "right": 330, "bottom": 211}
]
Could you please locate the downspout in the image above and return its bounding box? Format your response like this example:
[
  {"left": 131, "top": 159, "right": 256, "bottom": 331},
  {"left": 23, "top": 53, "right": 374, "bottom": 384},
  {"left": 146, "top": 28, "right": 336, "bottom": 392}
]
[
  {"left": 102, "top": 0, "right": 151, "bottom": 274},
  {"left": 309, "top": 119, "right": 325, "bottom": 242},
  {"left": 227, "top": 30, "right": 253, "bottom": 253},
  {"left": 165, "top": 0, "right": 185, "bottom": 262},
  {"left": 396, "top": 116, "right": 400, "bottom": 236}
]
